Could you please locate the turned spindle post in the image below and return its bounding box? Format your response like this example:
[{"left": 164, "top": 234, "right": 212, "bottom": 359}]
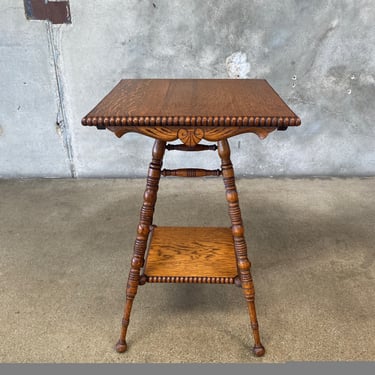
[
  {"left": 218, "top": 138, "right": 265, "bottom": 357},
  {"left": 116, "top": 139, "right": 166, "bottom": 353}
]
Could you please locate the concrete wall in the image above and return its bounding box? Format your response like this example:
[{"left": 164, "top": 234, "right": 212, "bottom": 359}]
[{"left": 1, "top": 0, "right": 375, "bottom": 178}]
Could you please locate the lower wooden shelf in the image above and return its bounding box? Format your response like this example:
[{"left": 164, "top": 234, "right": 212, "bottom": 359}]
[{"left": 142, "top": 226, "right": 238, "bottom": 284}]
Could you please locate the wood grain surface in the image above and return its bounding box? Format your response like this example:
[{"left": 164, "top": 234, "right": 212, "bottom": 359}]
[
  {"left": 144, "top": 227, "right": 238, "bottom": 278},
  {"left": 82, "top": 79, "right": 301, "bottom": 128}
]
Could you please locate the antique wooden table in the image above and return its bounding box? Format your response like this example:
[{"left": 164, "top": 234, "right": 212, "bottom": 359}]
[{"left": 82, "top": 79, "right": 301, "bottom": 357}]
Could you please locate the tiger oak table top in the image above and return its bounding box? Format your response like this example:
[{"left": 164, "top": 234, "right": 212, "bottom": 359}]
[{"left": 82, "top": 79, "right": 300, "bottom": 144}]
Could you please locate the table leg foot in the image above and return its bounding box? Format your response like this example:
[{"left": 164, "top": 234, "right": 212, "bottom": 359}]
[
  {"left": 252, "top": 344, "right": 265, "bottom": 357},
  {"left": 116, "top": 339, "right": 128, "bottom": 353}
]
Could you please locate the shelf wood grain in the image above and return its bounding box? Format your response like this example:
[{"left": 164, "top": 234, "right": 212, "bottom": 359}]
[{"left": 143, "top": 227, "right": 238, "bottom": 279}]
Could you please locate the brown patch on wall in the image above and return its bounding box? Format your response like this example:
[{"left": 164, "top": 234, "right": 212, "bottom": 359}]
[{"left": 24, "top": 0, "right": 71, "bottom": 24}]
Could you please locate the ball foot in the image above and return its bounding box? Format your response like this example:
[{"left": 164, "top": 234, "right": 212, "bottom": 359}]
[
  {"left": 252, "top": 344, "right": 265, "bottom": 357},
  {"left": 115, "top": 340, "right": 128, "bottom": 353}
]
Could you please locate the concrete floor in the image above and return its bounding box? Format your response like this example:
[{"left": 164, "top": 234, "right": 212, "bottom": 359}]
[{"left": 0, "top": 178, "right": 374, "bottom": 363}]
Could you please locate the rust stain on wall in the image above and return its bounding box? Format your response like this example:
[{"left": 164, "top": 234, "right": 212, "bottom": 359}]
[{"left": 24, "top": 0, "right": 71, "bottom": 24}]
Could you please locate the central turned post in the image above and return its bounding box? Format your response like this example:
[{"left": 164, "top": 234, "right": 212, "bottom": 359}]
[{"left": 217, "top": 138, "right": 265, "bottom": 357}]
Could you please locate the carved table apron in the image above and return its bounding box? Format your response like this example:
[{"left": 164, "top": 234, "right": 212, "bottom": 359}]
[{"left": 82, "top": 79, "right": 301, "bottom": 357}]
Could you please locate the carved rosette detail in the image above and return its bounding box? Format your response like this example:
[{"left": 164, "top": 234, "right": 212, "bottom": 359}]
[{"left": 177, "top": 128, "right": 204, "bottom": 146}]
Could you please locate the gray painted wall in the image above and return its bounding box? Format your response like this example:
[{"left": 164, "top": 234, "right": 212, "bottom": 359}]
[{"left": 1, "top": 0, "right": 375, "bottom": 178}]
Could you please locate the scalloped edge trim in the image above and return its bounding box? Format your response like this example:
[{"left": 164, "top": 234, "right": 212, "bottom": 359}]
[{"left": 81, "top": 115, "right": 301, "bottom": 127}]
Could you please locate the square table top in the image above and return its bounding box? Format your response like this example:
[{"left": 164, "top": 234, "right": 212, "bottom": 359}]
[{"left": 82, "top": 79, "right": 301, "bottom": 129}]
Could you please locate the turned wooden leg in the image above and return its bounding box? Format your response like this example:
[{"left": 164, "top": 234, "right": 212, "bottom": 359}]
[
  {"left": 116, "top": 139, "right": 166, "bottom": 353},
  {"left": 218, "top": 139, "right": 265, "bottom": 357}
]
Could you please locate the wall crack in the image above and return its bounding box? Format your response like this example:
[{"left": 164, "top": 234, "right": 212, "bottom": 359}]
[{"left": 46, "top": 22, "right": 76, "bottom": 178}]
